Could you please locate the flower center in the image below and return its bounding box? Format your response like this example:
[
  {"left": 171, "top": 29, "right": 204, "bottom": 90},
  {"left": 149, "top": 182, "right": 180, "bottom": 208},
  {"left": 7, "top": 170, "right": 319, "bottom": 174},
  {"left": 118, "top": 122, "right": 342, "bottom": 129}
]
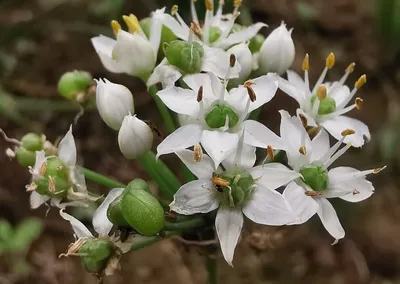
[
  {"left": 299, "top": 163, "right": 328, "bottom": 192},
  {"left": 164, "top": 40, "right": 204, "bottom": 74},
  {"left": 212, "top": 170, "right": 255, "bottom": 207},
  {"left": 311, "top": 95, "right": 336, "bottom": 115},
  {"left": 78, "top": 238, "right": 114, "bottom": 273},
  {"left": 205, "top": 104, "right": 239, "bottom": 129}
]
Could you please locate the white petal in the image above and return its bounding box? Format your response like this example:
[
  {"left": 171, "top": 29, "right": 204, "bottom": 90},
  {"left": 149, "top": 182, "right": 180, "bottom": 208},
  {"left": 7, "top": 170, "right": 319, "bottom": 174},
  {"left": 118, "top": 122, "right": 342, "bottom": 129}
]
[
  {"left": 320, "top": 116, "right": 370, "bottom": 147},
  {"left": 200, "top": 130, "right": 239, "bottom": 168},
  {"left": 249, "top": 163, "right": 300, "bottom": 190},
  {"left": 170, "top": 180, "right": 219, "bottom": 215},
  {"left": 156, "top": 124, "right": 202, "bottom": 158},
  {"left": 30, "top": 191, "right": 50, "bottom": 209},
  {"left": 175, "top": 149, "right": 215, "bottom": 179},
  {"left": 162, "top": 14, "right": 190, "bottom": 40},
  {"left": 70, "top": 167, "right": 87, "bottom": 193},
  {"left": 32, "top": 150, "right": 47, "bottom": 180},
  {"left": 58, "top": 125, "right": 76, "bottom": 167},
  {"left": 93, "top": 188, "right": 124, "bottom": 237},
  {"left": 91, "top": 35, "right": 123, "bottom": 73},
  {"left": 296, "top": 108, "right": 317, "bottom": 127},
  {"left": 315, "top": 198, "right": 345, "bottom": 241},
  {"left": 222, "top": 144, "right": 256, "bottom": 171},
  {"left": 310, "top": 128, "right": 330, "bottom": 162},
  {"left": 243, "top": 184, "right": 298, "bottom": 225},
  {"left": 202, "top": 46, "right": 240, "bottom": 79},
  {"left": 287, "top": 70, "right": 308, "bottom": 93},
  {"left": 243, "top": 120, "right": 285, "bottom": 150},
  {"left": 329, "top": 85, "right": 350, "bottom": 107},
  {"left": 218, "top": 23, "right": 266, "bottom": 50},
  {"left": 157, "top": 87, "right": 199, "bottom": 116},
  {"left": 147, "top": 59, "right": 182, "bottom": 88},
  {"left": 59, "top": 209, "right": 93, "bottom": 238},
  {"left": 283, "top": 182, "right": 319, "bottom": 224},
  {"left": 215, "top": 207, "right": 243, "bottom": 266},
  {"left": 183, "top": 73, "right": 220, "bottom": 100},
  {"left": 277, "top": 76, "right": 307, "bottom": 106},
  {"left": 149, "top": 8, "right": 165, "bottom": 54}
]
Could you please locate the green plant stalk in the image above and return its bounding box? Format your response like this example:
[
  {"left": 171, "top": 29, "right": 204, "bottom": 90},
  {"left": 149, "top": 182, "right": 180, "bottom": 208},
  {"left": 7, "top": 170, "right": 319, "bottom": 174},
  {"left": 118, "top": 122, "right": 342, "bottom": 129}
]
[
  {"left": 80, "top": 167, "right": 126, "bottom": 189},
  {"left": 130, "top": 231, "right": 179, "bottom": 251},
  {"left": 137, "top": 151, "right": 181, "bottom": 198},
  {"left": 163, "top": 217, "right": 206, "bottom": 231},
  {"left": 206, "top": 256, "right": 218, "bottom": 284},
  {"left": 149, "top": 85, "right": 176, "bottom": 133}
]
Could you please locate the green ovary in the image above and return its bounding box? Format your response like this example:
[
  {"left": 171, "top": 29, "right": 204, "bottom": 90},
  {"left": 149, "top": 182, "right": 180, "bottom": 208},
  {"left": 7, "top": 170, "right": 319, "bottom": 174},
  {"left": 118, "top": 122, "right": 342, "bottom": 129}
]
[
  {"left": 205, "top": 104, "right": 239, "bottom": 129},
  {"left": 299, "top": 163, "right": 328, "bottom": 191},
  {"left": 311, "top": 95, "right": 336, "bottom": 115}
]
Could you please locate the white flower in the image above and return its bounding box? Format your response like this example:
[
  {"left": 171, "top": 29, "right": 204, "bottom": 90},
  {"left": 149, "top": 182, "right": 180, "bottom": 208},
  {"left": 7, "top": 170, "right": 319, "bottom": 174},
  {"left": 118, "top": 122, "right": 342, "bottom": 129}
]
[
  {"left": 227, "top": 43, "right": 253, "bottom": 86},
  {"left": 258, "top": 22, "right": 295, "bottom": 75},
  {"left": 276, "top": 110, "right": 383, "bottom": 242},
  {"left": 170, "top": 146, "right": 300, "bottom": 266},
  {"left": 118, "top": 114, "right": 153, "bottom": 159},
  {"left": 156, "top": 72, "right": 280, "bottom": 167},
  {"left": 278, "top": 53, "right": 370, "bottom": 147},
  {"left": 95, "top": 79, "right": 135, "bottom": 130},
  {"left": 29, "top": 126, "right": 92, "bottom": 209},
  {"left": 91, "top": 8, "right": 165, "bottom": 81}
]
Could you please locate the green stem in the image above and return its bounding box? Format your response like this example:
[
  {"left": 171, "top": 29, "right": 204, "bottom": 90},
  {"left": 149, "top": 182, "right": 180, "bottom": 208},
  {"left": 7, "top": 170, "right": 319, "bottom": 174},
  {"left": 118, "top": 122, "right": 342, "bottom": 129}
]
[
  {"left": 164, "top": 217, "right": 206, "bottom": 231},
  {"left": 149, "top": 85, "right": 176, "bottom": 133},
  {"left": 206, "top": 256, "right": 218, "bottom": 284},
  {"left": 137, "top": 151, "right": 181, "bottom": 198},
  {"left": 130, "top": 231, "right": 179, "bottom": 251},
  {"left": 239, "top": 2, "right": 253, "bottom": 26},
  {"left": 80, "top": 167, "right": 126, "bottom": 189}
]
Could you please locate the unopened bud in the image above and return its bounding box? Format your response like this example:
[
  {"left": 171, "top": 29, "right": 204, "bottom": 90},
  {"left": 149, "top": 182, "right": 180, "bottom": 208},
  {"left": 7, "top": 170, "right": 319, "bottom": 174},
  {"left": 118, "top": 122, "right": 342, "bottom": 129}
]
[
  {"left": 21, "top": 133, "right": 43, "bottom": 152},
  {"left": 15, "top": 147, "right": 36, "bottom": 167},
  {"left": 248, "top": 34, "right": 265, "bottom": 53}
]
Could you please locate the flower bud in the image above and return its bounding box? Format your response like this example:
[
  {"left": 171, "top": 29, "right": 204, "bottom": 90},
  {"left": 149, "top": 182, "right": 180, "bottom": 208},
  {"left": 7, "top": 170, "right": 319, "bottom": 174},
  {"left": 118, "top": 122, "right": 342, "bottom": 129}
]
[
  {"left": 248, "top": 34, "right": 265, "bottom": 53},
  {"left": 21, "top": 133, "right": 43, "bottom": 151},
  {"left": 259, "top": 22, "right": 295, "bottom": 75},
  {"left": 57, "top": 71, "right": 92, "bottom": 100},
  {"left": 205, "top": 104, "right": 239, "bottom": 129},
  {"left": 15, "top": 147, "right": 36, "bottom": 167},
  {"left": 121, "top": 186, "right": 165, "bottom": 236},
  {"left": 78, "top": 238, "right": 113, "bottom": 273},
  {"left": 140, "top": 17, "right": 177, "bottom": 56},
  {"left": 164, "top": 40, "right": 204, "bottom": 74},
  {"left": 118, "top": 114, "right": 153, "bottom": 159},
  {"left": 95, "top": 79, "right": 135, "bottom": 130},
  {"left": 227, "top": 43, "right": 253, "bottom": 86},
  {"left": 300, "top": 163, "right": 328, "bottom": 191}
]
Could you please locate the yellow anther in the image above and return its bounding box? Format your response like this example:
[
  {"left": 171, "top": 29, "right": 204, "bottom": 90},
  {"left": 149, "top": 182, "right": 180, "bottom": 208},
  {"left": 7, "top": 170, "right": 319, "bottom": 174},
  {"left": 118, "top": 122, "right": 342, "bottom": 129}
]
[
  {"left": 246, "top": 85, "right": 256, "bottom": 102},
  {"left": 316, "top": 85, "right": 327, "bottom": 100},
  {"left": 194, "top": 144, "right": 203, "bottom": 162},
  {"left": 373, "top": 166, "right": 386, "bottom": 174},
  {"left": 299, "top": 146, "right": 307, "bottom": 155},
  {"left": 267, "top": 145, "right": 274, "bottom": 160},
  {"left": 190, "top": 22, "right": 202, "bottom": 37},
  {"left": 205, "top": 0, "right": 213, "bottom": 10},
  {"left": 122, "top": 14, "right": 141, "bottom": 33},
  {"left": 171, "top": 5, "right": 179, "bottom": 15},
  {"left": 341, "top": 129, "right": 355, "bottom": 136},
  {"left": 355, "top": 74, "right": 367, "bottom": 89},
  {"left": 111, "top": 20, "right": 121, "bottom": 37},
  {"left": 302, "top": 54, "right": 309, "bottom": 71},
  {"left": 346, "top": 62, "right": 355, "bottom": 73},
  {"left": 233, "top": 0, "right": 242, "bottom": 8},
  {"left": 326, "top": 53, "right": 335, "bottom": 69},
  {"left": 355, "top": 97, "right": 363, "bottom": 110}
]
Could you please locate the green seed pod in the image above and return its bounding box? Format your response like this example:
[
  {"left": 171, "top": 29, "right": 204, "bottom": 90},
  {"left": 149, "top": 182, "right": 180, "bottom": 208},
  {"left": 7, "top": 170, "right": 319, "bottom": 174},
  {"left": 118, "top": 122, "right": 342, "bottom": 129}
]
[
  {"left": 78, "top": 238, "right": 113, "bottom": 274},
  {"left": 205, "top": 104, "right": 239, "bottom": 129},
  {"left": 140, "top": 17, "right": 177, "bottom": 53},
  {"left": 125, "top": 178, "right": 150, "bottom": 193},
  {"left": 34, "top": 176, "right": 70, "bottom": 197},
  {"left": 121, "top": 188, "right": 165, "bottom": 236},
  {"left": 165, "top": 40, "right": 204, "bottom": 74},
  {"left": 299, "top": 163, "right": 329, "bottom": 191},
  {"left": 21, "top": 133, "right": 43, "bottom": 151},
  {"left": 45, "top": 157, "right": 70, "bottom": 181},
  {"left": 107, "top": 193, "right": 130, "bottom": 227},
  {"left": 15, "top": 147, "right": 36, "bottom": 167},
  {"left": 57, "top": 70, "right": 92, "bottom": 100},
  {"left": 249, "top": 34, "right": 266, "bottom": 53},
  {"left": 209, "top": 26, "right": 222, "bottom": 44}
]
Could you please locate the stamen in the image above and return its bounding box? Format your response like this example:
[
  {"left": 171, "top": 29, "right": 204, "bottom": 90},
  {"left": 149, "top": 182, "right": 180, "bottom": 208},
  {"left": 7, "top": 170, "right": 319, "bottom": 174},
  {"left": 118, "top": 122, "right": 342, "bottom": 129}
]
[
  {"left": 39, "top": 162, "right": 47, "bottom": 176},
  {"left": 312, "top": 53, "right": 335, "bottom": 94},
  {"left": 305, "top": 191, "right": 321, "bottom": 197},
  {"left": 311, "top": 96, "right": 320, "bottom": 117},
  {"left": 244, "top": 80, "right": 254, "bottom": 88},
  {"left": 190, "top": 1, "right": 199, "bottom": 23},
  {"left": 355, "top": 74, "right": 367, "bottom": 89},
  {"left": 230, "top": 54, "right": 236, "bottom": 67},
  {"left": 346, "top": 62, "right": 356, "bottom": 73},
  {"left": 205, "top": 0, "right": 214, "bottom": 10},
  {"left": 267, "top": 145, "right": 274, "bottom": 160},
  {"left": 302, "top": 54, "right": 310, "bottom": 91},
  {"left": 316, "top": 85, "right": 327, "bottom": 100},
  {"left": 324, "top": 143, "right": 351, "bottom": 169},
  {"left": 373, "top": 166, "right": 387, "bottom": 174},
  {"left": 355, "top": 97, "right": 363, "bottom": 110},
  {"left": 211, "top": 175, "right": 230, "bottom": 187},
  {"left": 194, "top": 144, "right": 203, "bottom": 162},
  {"left": 341, "top": 129, "right": 355, "bottom": 136},
  {"left": 197, "top": 86, "right": 203, "bottom": 102},
  {"left": 320, "top": 135, "right": 346, "bottom": 164},
  {"left": 298, "top": 113, "right": 308, "bottom": 128},
  {"left": 299, "top": 146, "right": 307, "bottom": 155},
  {"left": 111, "top": 20, "right": 121, "bottom": 37},
  {"left": 323, "top": 104, "right": 357, "bottom": 119},
  {"left": 59, "top": 238, "right": 87, "bottom": 258},
  {"left": 233, "top": 0, "right": 242, "bottom": 13},
  {"left": 190, "top": 22, "right": 203, "bottom": 41},
  {"left": 122, "top": 14, "right": 141, "bottom": 33},
  {"left": 48, "top": 176, "right": 55, "bottom": 193},
  {"left": 337, "top": 74, "right": 367, "bottom": 109},
  {"left": 26, "top": 182, "right": 37, "bottom": 192},
  {"left": 328, "top": 62, "right": 356, "bottom": 96},
  {"left": 246, "top": 85, "right": 257, "bottom": 102},
  {"left": 326, "top": 52, "right": 335, "bottom": 69},
  {"left": 234, "top": 130, "right": 245, "bottom": 166},
  {"left": 215, "top": 0, "right": 224, "bottom": 21},
  {"left": 171, "top": 5, "right": 179, "bottom": 16},
  {"left": 330, "top": 166, "right": 386, "bottom": 183},
  {"left": 352, "top": 189, "right": 360, "bottom": 195}
]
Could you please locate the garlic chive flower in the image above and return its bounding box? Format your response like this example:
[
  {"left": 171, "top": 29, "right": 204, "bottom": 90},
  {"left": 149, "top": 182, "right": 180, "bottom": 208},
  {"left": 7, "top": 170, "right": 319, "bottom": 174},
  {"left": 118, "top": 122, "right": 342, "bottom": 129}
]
[
  {"left": 91, "top": 8, "right": 166, "bottom": 81},
  {"left": 276, "top": 110, "right": 383, "bottom": 242},
  {"left": 170, "top": 145, "right": 300, "bottom": 266},
  {"left": 28, "top": 126, "right": 96, "bottom": 209},
  {"left": 95, "top": 79, "right": 135, "bottom": 131},
  {"left": 156, "top": 71, "right": 280, "bottom": 167},
  {"left": 278, "top": 53, "right": 370, "bottom": 147}
]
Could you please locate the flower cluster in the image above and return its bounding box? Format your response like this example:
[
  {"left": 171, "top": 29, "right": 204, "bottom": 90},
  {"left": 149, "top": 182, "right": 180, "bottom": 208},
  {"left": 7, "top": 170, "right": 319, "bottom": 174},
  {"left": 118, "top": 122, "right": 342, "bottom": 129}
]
[{"left": 2, "top": 0, "right": 385, "bottom": 277}]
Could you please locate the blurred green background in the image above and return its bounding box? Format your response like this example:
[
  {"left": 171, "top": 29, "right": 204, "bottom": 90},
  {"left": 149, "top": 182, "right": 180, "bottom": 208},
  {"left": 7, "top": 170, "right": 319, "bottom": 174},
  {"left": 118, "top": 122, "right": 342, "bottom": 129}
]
[{"left": 1, "top": 0, "right": 400, "bottom": 283}]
